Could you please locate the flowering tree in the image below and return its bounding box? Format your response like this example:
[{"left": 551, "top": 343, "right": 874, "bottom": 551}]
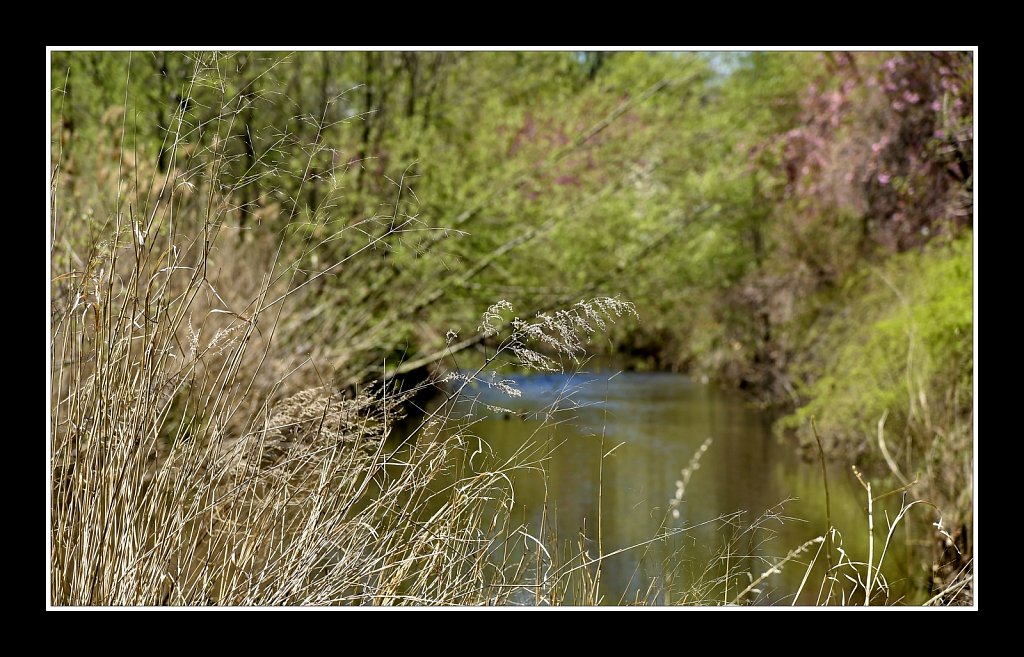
[{"left": 775, "top": 51, "right": 973, "bottom": 252}]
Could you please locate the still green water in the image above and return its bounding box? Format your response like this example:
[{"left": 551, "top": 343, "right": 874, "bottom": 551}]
[{"left": 443, "top": 370, "right": 931, "bottom": 605}]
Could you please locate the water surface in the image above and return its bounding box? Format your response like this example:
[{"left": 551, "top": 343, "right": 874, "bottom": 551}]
[{"left": 447, "top": 370, "right": 929, "bottom": 605}]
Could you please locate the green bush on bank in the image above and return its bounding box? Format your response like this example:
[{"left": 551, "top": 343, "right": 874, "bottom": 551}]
[{"left": 779, "top": 233, "right": 973, "bottom": 516}]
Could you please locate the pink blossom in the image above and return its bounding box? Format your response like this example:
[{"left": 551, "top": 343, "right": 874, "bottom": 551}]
[
  {"left": 930, "top": 100, "right": 942, "bottom": 112},
  {"left": 904, "top": 91, "right": 920, "bottom": 104},
  {"left": 892, "top": 100, "right": 905, "bottom": 111},
  {"left": 877, "top": 172, "right": 892, "bottom": 185}
]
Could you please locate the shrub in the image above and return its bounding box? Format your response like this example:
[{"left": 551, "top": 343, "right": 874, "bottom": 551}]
[{"left": 779, "top": 233, "right": 973, "bottom": 527}]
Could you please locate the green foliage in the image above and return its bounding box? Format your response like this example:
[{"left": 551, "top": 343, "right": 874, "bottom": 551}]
[
  {"left": 778, "top": 234, "right": 973, "bottom": 514},
  {"left": 49, "top": 51, "right": 818, "bottom": 376},
  {"left": 50, "top": 51, "right": 972, "bottom": 430}
]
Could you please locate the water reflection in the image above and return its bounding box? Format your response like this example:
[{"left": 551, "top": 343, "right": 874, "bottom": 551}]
[{"left": 446, "top": 370, "right": 930, "bottom": 605}]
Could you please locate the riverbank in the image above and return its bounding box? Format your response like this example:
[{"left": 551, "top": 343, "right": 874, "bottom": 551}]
[{"left": 602, "top": 235, "right": 975, "bottom": 602}]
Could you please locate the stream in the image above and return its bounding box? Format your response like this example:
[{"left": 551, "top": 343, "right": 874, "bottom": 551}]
[{"left": 440, "top": 370, "right": 931, "bottom": 605}]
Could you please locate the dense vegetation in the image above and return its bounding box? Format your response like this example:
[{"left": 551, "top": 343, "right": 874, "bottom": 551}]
[{"left": 49, "top": 50, "right": 974, "bottom": 606}]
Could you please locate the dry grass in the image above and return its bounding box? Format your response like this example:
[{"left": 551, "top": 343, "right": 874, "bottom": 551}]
[
  {"left": 48, "top": 124, "right": 643, "bottom": 604},
  {"left": 48, "top": 211, "right": 644, "bottom": 606},
  {"left": 48, "top": 52, "right": 648, "bottom": 607}
]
